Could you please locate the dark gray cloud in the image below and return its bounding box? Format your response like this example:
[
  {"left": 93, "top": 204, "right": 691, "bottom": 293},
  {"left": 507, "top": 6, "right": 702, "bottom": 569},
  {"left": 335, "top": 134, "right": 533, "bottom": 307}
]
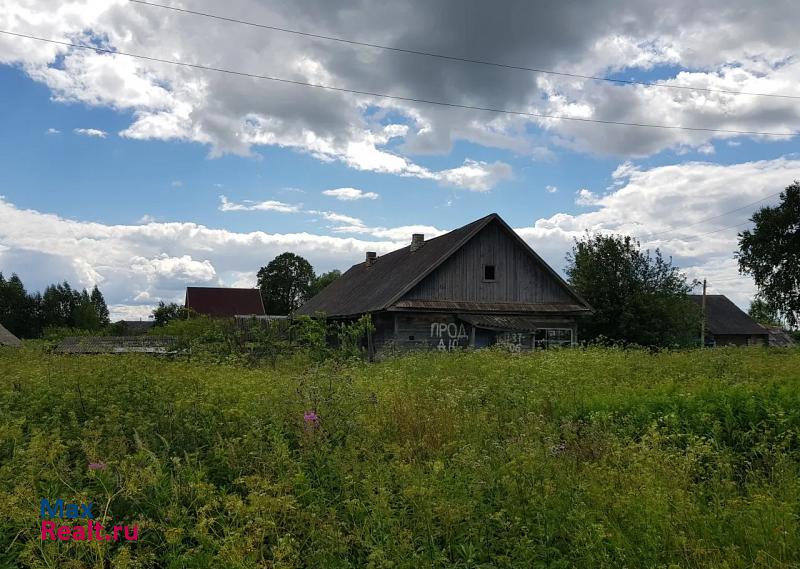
[{"left": 2, "top": 0, "right": 799, "bottom": 169}]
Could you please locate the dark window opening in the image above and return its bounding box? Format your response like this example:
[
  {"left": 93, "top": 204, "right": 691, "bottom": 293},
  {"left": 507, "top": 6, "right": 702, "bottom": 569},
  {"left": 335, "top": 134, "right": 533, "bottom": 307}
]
[
  {"left": 484, "top": 265, "right": 496, "bottom": 281},
  {"left": 534, "top": 328, "right": 573, "bottom": 349},
  {"left": 408, "top": 335, "right": 415, "bottom": 341}
]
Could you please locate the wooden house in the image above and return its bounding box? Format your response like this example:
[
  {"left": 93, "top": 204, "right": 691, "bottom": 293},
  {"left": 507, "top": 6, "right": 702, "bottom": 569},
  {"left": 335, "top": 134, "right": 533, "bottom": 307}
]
[
  {"left": 185, "top": 287, "right": 266, "bottom": 318},
  {"left": 689, "top": 294, "right": 769, "bottom": 346},
  {"left": 296, "top": 213, "right": 592, "bottom": 354}
]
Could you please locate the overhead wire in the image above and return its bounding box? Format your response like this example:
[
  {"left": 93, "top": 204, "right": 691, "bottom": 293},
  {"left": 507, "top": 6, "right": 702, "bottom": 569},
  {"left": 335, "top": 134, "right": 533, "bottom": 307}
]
[
  {"left": 647, "top": 191, "right": 781, "bottom": 238},
  {"left": 1, "top": 30, "right": 797, "bottom": 139},
  {"left": 130, "top": 0, "right": 800, "bottom": 101}
]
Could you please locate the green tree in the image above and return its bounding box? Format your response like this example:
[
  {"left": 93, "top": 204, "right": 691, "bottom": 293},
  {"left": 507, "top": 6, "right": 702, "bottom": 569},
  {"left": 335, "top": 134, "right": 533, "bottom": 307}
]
[
  {"left": 737, "top": 182, "right": 800, "bottom": 327},
  {"left": 152, "top": 301, "right": 188, "bottom": 327},
  {"left": 40, "top": 282, "right": 76, "bottom": 328},
  {"left": 566, "top": 233, "right": 700, "bottom": 346},
  {"left": 257, "top": 252, "right": 315, "bottom": 315},
  {"left": 748, "top": 298, "right": 781, "bottom": 327},
  {"left": 309, "top": 269, "right": 341, "bottom": 298},
  {"left": 0, "top": 273, "right": 39, "bottom": 338},
  {"left": 72, "top": 289, "right": 103, "bottom": 330},
  {"left": 90, "top": 285, "right": 110, "bottom": 326},
  {"left": 0, "top": 274, "right": 111, "bottom": 337}
]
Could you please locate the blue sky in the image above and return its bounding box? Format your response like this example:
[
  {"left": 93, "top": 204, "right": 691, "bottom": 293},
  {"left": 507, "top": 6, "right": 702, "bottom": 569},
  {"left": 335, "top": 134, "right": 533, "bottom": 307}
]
[
  {"left": 1, "top": 0, "right": 799, "bottom": 318},
  {"left": 1, "top": 64, "right": 620, "bottom": 232}
]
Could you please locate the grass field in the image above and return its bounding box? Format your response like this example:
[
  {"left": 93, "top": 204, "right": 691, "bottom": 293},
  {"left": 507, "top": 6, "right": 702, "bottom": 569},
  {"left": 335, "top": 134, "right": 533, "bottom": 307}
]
[{"left": 1, "top": 345, "right": 799, "bottom": 568}]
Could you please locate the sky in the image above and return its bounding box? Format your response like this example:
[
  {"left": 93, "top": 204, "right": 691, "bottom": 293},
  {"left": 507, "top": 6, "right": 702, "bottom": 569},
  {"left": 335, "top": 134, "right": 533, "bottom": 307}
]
[{"left": 0, "top": 0, "right": 799, "bottom": 320}]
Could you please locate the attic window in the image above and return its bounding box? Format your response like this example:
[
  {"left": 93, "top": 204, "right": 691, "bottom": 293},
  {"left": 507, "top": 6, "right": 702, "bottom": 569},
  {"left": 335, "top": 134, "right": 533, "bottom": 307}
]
[{"left": 483, "top": 264, "right": 496, "bottom": 281}]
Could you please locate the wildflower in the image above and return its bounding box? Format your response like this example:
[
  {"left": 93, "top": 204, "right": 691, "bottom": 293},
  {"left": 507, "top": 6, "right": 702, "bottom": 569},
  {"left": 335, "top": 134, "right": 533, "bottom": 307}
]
[
  {"left": 303, "top": 411, "right": 319, "bottom": 425},
  {"left": 548, "top": 441, "right": 567, "bottom": 457},
  {"left": 88, "top": 462, "right": 107, "bottom": 470}
]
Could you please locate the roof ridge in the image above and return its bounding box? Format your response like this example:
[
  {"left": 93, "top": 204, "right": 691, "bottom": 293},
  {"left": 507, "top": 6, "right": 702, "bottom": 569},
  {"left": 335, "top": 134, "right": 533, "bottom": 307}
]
[{"left": 381, "top": 214, "right": 498, "bottom": 307}]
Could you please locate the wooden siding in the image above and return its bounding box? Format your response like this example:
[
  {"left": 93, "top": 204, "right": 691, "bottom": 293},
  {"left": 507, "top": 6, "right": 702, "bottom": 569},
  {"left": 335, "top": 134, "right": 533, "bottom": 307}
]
[
  {"left": 403, "top": 221, "right": 574, "bottom": 304},
  {"left": 372, "top": 311, "right": 579, "bottom": 356},
  {"left": 384, "top": 312, "right": 472, "bottom": 352}
]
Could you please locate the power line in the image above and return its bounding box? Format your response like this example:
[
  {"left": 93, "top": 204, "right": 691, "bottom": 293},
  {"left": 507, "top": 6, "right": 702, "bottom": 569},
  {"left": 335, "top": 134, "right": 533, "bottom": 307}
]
[
  {"left": 691, "top": 220, "right": 752, "bottom": 239},
  {"left": 651, "top": 219, "right": 752, "bottom": 243},
  {"left": 130, "top": 0, "right": 800, "bottom": 101},
  {"left": 648, "top": 191, "right": 780, "bottom": 238},
  {"left": 2, "top": 30, "right": 798, "bottom": 138}
]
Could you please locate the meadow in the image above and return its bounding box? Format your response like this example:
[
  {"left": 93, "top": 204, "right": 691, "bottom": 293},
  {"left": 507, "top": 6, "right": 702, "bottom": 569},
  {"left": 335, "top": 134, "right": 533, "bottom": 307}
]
[{"left": 0, "top": 345, "right": 799, "bottom": 568}]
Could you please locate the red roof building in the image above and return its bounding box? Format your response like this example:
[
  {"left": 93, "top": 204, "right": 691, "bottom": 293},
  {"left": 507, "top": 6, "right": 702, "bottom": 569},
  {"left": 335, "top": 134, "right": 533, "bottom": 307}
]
[{"left": 185, "top": 287, "right": 266, "bottom": 318}]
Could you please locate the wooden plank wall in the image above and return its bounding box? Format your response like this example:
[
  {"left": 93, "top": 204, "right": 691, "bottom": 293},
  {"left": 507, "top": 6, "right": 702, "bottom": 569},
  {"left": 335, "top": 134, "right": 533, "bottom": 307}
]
[
  {"left": 386, "top": 312, "right": 472, "bottom": 352},
  {"left": 374, "top": 311, "right": 579, "bottom": 356},
  {"left": 403, "top": 221, "right": 574, "bottom": 304}
]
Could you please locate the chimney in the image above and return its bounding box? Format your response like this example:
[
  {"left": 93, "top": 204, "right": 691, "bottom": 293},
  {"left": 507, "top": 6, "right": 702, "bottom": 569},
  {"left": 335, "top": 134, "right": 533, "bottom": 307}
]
[
  {"left": 410, "top": 233, "right": 425, "bottom": 252},
  {"left": 365, "top": 251, "right": 377, "bottom": 266}
]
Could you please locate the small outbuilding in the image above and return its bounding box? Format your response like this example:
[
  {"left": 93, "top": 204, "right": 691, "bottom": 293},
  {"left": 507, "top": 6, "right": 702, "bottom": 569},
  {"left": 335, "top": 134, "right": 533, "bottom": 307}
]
[
  {"left": 763, "top": 325, "right": 796, "bottom": 347},
  {"left": 689, "top": 294, "right": 769, "bottom": 346},
  {"left": 0, "top": 323, "right": 22, "bottom": 347},
  {"left": 185, "top": 287, "right": 266, "bottom": 318},
  {"left": 297, "top": 213, "right": 592, "bottom": 355}
]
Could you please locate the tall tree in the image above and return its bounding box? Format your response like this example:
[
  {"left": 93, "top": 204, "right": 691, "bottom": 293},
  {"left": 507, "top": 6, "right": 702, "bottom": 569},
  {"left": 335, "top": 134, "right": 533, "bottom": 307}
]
[
  {"left": 566, "top": 233, "right": 700, "bottom": 346},
  {"left": 0, "top": 274, "right": 112, "bottom": 337},
  {"left": 40, "top": 282, "right": 76, "bottom": 328},
  {"left": 90, "top": 285, "right": 110, "bottom": 326},
  {"left": 72, "top": 289, "right": 103, "bottom": 330},
  {"left": 257, "top": 252, "right": 315, "bottom": 315},
  {"left": 737, "top": 182, "right": 800, "bottom": 327},
  {"left": 0, "top": 273, "right": 38, "bottom": 338},
  {"left": 309, "top": 269, "right": 341, "bottom": 298}
]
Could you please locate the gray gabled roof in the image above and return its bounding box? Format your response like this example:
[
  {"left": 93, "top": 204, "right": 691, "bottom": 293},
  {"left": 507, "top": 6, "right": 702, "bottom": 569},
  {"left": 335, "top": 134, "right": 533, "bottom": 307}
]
[
  {"left": 689, "top": 294, "right": 768, "bottom": 336},
  {"left": 0, "top": 323, "right": 22, "bottom": 347},
  {"left": 297, "top": 213, "right": 591, "bottom": 318}
]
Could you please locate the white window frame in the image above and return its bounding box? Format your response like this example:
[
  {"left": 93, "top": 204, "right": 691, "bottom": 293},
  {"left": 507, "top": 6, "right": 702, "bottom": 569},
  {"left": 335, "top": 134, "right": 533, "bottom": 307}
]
[{"left": 534, "top": 327, "right": 574, "bottom": 348}]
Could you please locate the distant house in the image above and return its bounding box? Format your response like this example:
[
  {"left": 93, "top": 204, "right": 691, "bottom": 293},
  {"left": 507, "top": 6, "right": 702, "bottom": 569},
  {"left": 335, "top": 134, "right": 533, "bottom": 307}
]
[
  {"left": 689, "top": 294, "right": 769, "bottom": 346},
  {"left": 0, "top": 323, "right": 22, "bottom": 347},
  {"left": 185, "top": 287, "right": 266, "bottom": 318},
  {"left": 297, "top": 213, "right": 592, "bottom": 354}
]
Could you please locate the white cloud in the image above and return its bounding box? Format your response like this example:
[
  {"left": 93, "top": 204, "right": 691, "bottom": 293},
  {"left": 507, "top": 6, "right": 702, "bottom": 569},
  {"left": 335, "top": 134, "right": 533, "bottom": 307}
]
[
  {"left": 130, "top": 254, "right": 217, "bottom": 284},
  {"left": 45, "top": 127, "right": 60, "bottom": 135},
  {"left": 546, "top": 185, "right": 558, "bottom": 193},
  {"left": 108, "top": 304, "right": 154, "bottom": 321},
  {"left": 437, "top": 160, "right": 514, "bottom": 192},
  {"left": 218, "top": 195, "right": 301, "bottom": 213},
  {"left": 322, "top": 187, "right": 379, "bottom": 201},
  {"left": 73, "top": 128, "right": 107, "bottom": 138},
  {"left": 171, "top": 180, "right": 183, "bottom": 188},
  {"left": 314, "top": 211, "right": 364, "bottom": 226},
  {"left": 575, "top": 188, "right": 600, "bottom": 206},
  {"left": 0, "top": 155, "right": 792, "bottom": 318},
  {"left": 331, "top": 223, "right": 446, "bottom": 241},
  {"left": 0, "top": 195, "right": 404, "bottom": 319},
  {"left": 515, "top": 156, "right": 800, "bottom": 308},
  {"left": 1, "top": 0, "right": 799, "bottom": 167},
  {"left": 137, "top": 214, "right": 156, "bottom": 224}
]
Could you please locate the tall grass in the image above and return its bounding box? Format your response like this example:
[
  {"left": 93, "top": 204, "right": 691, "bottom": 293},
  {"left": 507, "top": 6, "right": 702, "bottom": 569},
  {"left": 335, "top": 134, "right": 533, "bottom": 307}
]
[{"left": 0, "top": 345, "right": 798, "bottom": 568}]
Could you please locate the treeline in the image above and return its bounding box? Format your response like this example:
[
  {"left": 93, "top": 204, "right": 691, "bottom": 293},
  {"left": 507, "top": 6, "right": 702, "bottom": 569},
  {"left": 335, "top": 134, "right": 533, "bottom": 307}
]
[{"left": 0, "top": 273, "right": 110, "bottom": 339}]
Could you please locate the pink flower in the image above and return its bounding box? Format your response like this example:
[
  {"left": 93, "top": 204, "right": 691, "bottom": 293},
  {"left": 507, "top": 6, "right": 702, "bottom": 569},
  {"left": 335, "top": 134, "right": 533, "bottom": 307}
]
[
  {"left": 88, "top": 462, "right": 107, "bottom": 471},
  {"left": 303, "top": 411, "right": 319, "bottom": 425}
]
